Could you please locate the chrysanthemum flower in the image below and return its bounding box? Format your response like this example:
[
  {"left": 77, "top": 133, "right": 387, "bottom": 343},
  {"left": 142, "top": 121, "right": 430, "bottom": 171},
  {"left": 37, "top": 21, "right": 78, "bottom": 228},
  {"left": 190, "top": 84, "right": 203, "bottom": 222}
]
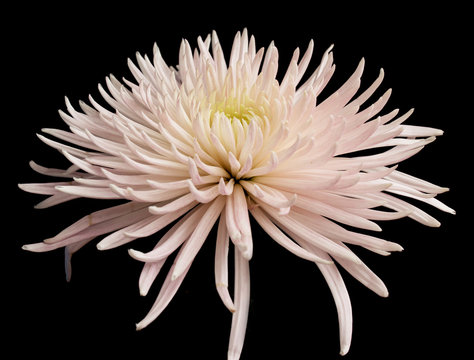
[{"left": 19, "top": 29, "right": 453, "bottom": 359}]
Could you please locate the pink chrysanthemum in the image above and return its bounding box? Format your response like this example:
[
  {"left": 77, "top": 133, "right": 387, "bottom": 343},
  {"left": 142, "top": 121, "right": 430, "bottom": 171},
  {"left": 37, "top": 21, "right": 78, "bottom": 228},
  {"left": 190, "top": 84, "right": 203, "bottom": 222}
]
[{"left": 19, "top": 29, "right": 453, "bottom": 359}]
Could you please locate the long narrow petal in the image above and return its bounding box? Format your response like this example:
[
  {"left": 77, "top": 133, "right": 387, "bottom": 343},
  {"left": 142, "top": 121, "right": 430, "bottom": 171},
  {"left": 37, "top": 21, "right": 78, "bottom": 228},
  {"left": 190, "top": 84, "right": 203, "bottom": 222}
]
[
  {"left": 136, "top": 246, "right": 192, "bottom": 330},
  {"left": 232, "top": 184, "right": 253, "bottom": 260},
  {"left": 136, "top": 210, "right": 199, "bottom": 296},
  {"left": 250, "top": 206, "right": 332, "bottom": 264},
  {"left": 227, "top": 247, "right": 251, "bottom": 360},
  {"left": 96, "top": 202, "right": 195, "bottom": 250},
  {"left": 215, "top": 214, "right": 236, "bottom": 312},
  {"left": 172, "top": 196, "right": 226, "bottom": 280},
  {"left": 258, "top": 201, "right": 362, "bottom": 264},
  {"left": 128, "top": 204, "right": 205, "bottom": 262},
  {"left": 148, "top": 193, "right": 197, "bottom": 215},
  {"left": 299, "top": 240, "right": 353, "bottom": 356}
]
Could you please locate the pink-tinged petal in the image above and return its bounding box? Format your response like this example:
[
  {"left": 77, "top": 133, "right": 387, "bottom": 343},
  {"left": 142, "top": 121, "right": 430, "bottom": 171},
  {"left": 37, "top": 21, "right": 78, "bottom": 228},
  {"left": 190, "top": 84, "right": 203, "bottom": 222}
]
[
  {"left": 209, "top": 131, "right": 231, "bottom": 166},
  {"left": 253, "top": 172, "right": 341, "bottom": 192},
  {"left": 351, "top": 207, "right": 412, "bottom": 221},
  {"left": 48, "top": 202, "right": 149, "bottom": 243},
  {"left": 97, "top": 202, "right": 196, "bottom": 250},
  {"left": 42, "top": 127, "right": 102, "bottom": 153},
  {"left": 172, "top": 196, "right": 226, "bottom": 280},
  {"left": 351, "top": 68, "right": 385, "bottom": 107},
  {"left": 386, "top": 169, "right": 449, "bottom": 194},
  {"left": 120, "top": 151, "right": 189, "bottom": 176},
  {"left": 315, "top": 58, "right": 364, "bottom": 117},
  {"left": 295, "top": 194, "right": 382, "bottom": 232},
  {"left": 194, "top": 153, "right": 230, "bottom": 178},
  {"left": 218, "top": 178, "right": 235, "bottom": 195},
  {"left": 101, "top": 168, "right": 152, "bottom": 186},
  {"left": 33, "top": 193, "right": 80, "bottom": 209},
  {"left": 225, "top": 193, "right": 243, "bottom": 249},
  {"left": 112, "top": 185, "right": 189, "bottom": 203},
  {"left": 232, "top": 184, "right": 253, "bottom": 260},
  {"left": 297, "top": 239, "right": 353, "bottom": 356},
  {"left": 235, "top": 154, "right": 253, "bottom": 179},
  {"left": 187, "top": 157, "right": 206, "bottom": 185},
  {"left": 18, "top": 182, "right": 74, "bottom": 195},
  {"left": 243, "top": 151, "right": 278, "bottom": 178},
  {"left": 334, "top": 244, "right": 389, "bottom": 297},
  {"left": 237, "top": 119, "right": 257, "bottom": 164},
  {"left": 135, "top": 246, "right": 193, "bottom": 331},
  {"left": 291, "top": 207, "right": 404, "bottom": 254},
  {"left": 28, "top": 160, "right": 80, "bottom": 178},
  {"left": 187, "top": 181, "right": 221, "bottom": 203},
  {"left": 228, "top": 151, "right": 241, "bottom": 176},
  {"left": 55, "top": 185, "right": 121, "bottom": 200},
  {"left": 241, "top": 181, "right": 296, "bottom": 215},
  {"left": 215, "top": 214, "right": 236, "bottom": 312},
  {"left": 368, "top": 192, "right": 442, "bottom": 227},
  {"left": 399, "top": 124, "right": 443, "bottom": 137},
  {"left": 250, "top": 205, "right": 332, "bottom": 264},
  {"left": 128, "top": 205, "right": 204, "bottom": 262},
  {"left": 227, "top": 247, "right": 250, "bottom": 360},
  {"left": 23, "top": 206, "right": 152, "bottom": 252},
  {"left": 61, "top": 150, "right": 104, "bottom": 177},
  {"left": 301, "top": 191, "right": 385, "bottom": 209},
  {"left": 148, "top": 193, "right": 197, "bottom": 215},
  {"left": 136, "top": 209, "right": 201, "bottom": 297},
  {"left": 138, "top": 258, "right": 167, "bottom": 297},
  {"left": 64, "top": 237, "right": 94, "bottom": 282},
  {"left": 259, "top": 202, "right": 362, "bottom": 264},
  {"left": 36, "top": 133, "right": 92, "bottom": 159}
]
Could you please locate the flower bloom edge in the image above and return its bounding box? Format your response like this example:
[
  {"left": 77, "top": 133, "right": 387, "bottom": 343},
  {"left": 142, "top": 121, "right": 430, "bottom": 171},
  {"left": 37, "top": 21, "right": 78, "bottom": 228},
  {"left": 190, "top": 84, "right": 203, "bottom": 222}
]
[{"left": 19, "top": 29, "right": 454, "bottom": 359}]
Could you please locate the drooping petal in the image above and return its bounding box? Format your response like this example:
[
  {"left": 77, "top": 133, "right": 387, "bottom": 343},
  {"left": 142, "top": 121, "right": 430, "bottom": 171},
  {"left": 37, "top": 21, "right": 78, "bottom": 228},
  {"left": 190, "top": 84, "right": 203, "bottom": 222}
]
[
  {"left": 297, "top": 239, "right": 353, "bottom": 356},
  {"left": 227, "top": 246, "right": 251, "bottom": 360},
  {"left": 215, "top": 213, "right": 236, "bottom": 312},
  {"left": 172, "top": 196, "right": 226, "bottom": 280}
]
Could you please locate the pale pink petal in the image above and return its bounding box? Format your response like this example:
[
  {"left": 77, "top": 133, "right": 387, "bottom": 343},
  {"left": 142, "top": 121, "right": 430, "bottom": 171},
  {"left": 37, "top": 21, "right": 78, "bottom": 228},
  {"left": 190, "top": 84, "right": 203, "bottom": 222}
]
[
  {"left": 172, "top": 196, "right": 226, "bottom": 280},
  {"left": 148, "top": 193, "right": 197, "bottom": 215},
  {"left": 232, "top": 184, "right": 253, "bottom": 259},
  {"left": 64, "top": 237, "right": 94, "bottom": 282},
  {"left": 128, "top": 205, "right": 204, "bottom": 262},
  {"left": 97, "top": 202, "right": 196, "bottom": 250},
  {"left": 215, "top": 214, "right": 236, "bottom": 312},
  {"left": 297, "top": 239, "right": 353, "bottom": 356},
  {"left": 225, "top": 192, "right": 242, "bottom": 246},
  {"left": 250, "top": 205, "right": 332, "bottom": 264},
  {"left": 135, "top": 246, "right": 192, "bottom": 331},
  {"left": 259, "top": 202, "right": 362, "bottom": 264},
  {"left": 136, "top": 214, "right": 197, "bottom": 296},
  {"left": 138, "top": 259, "right": 167, "bottom": 297},
  {"left": 295, "top": 194, "right": 382, "bottom": 232},
  {"left": 227, "top": 247, "right": 250, "bottom": 360}
]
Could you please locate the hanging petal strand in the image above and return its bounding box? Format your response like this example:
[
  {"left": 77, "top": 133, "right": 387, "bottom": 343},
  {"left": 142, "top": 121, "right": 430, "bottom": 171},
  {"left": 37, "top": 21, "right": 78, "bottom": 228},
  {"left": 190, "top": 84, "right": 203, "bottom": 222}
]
[
  {"left": 297, "top": 239, "right": 353, "bottom": 356},
  {"left": 172, "top": 197, "right": 226, "bottom": 280},
  {"left": 250, "top": 205, "right": 332, "bottom": 264},
  {"left": 135, "top": 246, "right": 193, "bottom": 331},
  {"left": 215, "top": 214, "right": 236, "bottom": 312},
  {"left": 227, "top": 247, "right": 251, "bottom": 360}
]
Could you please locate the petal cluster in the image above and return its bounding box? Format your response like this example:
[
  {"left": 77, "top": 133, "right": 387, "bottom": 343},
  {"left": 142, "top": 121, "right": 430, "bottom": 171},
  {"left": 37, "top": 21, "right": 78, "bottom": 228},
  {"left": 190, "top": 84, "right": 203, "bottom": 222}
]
[{"left": 20, "top": 29, "right": 453, "bottom": 359}]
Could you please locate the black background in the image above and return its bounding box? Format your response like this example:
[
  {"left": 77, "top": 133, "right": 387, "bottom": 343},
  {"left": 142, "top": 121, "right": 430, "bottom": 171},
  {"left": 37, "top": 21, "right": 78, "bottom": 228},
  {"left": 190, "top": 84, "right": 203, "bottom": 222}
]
[{"left": 4, "top": 2, "right": 470, "bottom": 359}]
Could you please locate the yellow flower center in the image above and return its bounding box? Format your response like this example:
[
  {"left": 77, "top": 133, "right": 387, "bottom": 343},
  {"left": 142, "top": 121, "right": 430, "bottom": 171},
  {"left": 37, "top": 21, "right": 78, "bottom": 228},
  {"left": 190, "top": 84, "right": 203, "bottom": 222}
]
[{"left": 210, "top": 95, "right": 265, "bottom": 126}]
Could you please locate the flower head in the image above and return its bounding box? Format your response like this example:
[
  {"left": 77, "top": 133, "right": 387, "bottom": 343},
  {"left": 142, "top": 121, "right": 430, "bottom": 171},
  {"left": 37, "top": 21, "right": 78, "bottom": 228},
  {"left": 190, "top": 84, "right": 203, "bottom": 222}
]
[{"left": 20, "top": 29, "right": 453, "bottom": 359}]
